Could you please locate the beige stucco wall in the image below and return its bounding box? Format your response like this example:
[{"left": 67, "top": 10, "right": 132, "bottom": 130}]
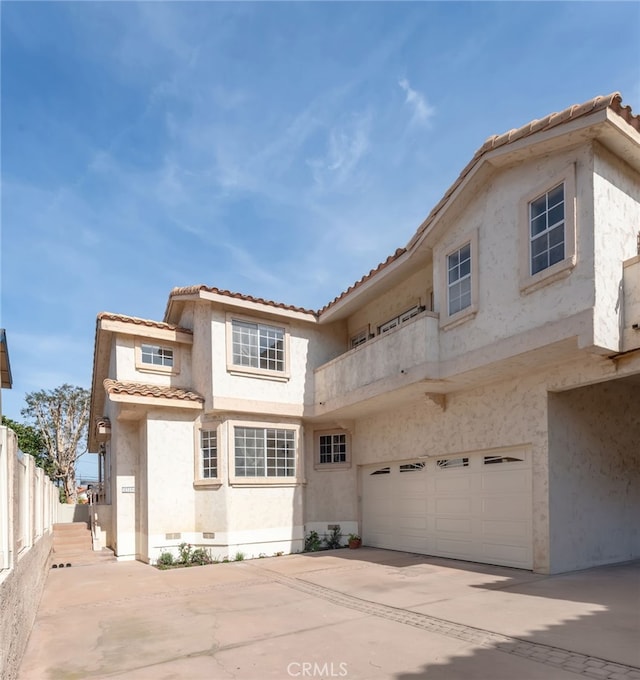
[
  {"left": 311, "top": 370, "right": 552, "bottom": 572},
  {"left": 207, "top": 307, "right": 344, "bottom": 410},
  {"left": 145, "top": 411, "right": 197, "bottom": 537},
  {"left": 113, "top": 335, "right": 193, "bottom": 388},
  {"left": 0, "top": 531, "right": 53, "bottom": 680},
  {"left": 110, "top": 416, "right": 139, "bottom": 559},
  {"left": 347, "top": 265, "right": 433, "bottom": 337},
  {"left": 592, "top": 144, "right": 640, "bottom": 352},
  {"left": 548, "top": 379, "right": 640, "bottom": 573},
  {"left": 433, "top": 146, "right": 596, "bottom": 363}
]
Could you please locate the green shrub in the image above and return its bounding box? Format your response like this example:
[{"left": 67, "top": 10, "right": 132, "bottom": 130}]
[
  {"left": 190, "top": 547, "right": 213, "bottom": 565},
  {"left": 177, "top": 542, "right": 193, "bottom": 564},
  {"left": 304, "top": 530, "right": 322, "bottom": 552},
  {"left": 324, "top": 526, "right": 343, "bottom": 550},
  {"left": 234, "top": 551, "right": 245, "bottom": 561},
  {"left": 157, "top": 551, "right": 175, "bottom": 568}
]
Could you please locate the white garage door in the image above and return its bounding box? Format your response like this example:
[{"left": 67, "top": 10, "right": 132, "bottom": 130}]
[{"left": 361, "top": 449, "right": 532, "bottom": 569}]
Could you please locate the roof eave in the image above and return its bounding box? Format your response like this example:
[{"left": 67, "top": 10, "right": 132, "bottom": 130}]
[{"left": 0, "top": 329, "right": 13, "bottom": 390}]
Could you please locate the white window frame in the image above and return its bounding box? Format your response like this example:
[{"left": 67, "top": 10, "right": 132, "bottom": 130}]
[
  {"left": 135, "top": 339, "right": 179, "bottom": 375},
  {"left": 315, "top": 430, "right": 351, "bottom": 470},
  {"left": 194, "top": 421, "right": 222, "bottom": 487},
  {"left": 519, "top": 164, "right": 576, "bottom": 294},
  {"left": 377, "top": 305, "right": 423, "bottom": 335},
  {"left": 228, "top": 420, "right": 302, "bottom": 486},
  {"left": 350, "top": 328, "right": 369, "bottom": 349},
  {"left": 439, "top": 229, "right": 479, "bottom": 329},
  {"left": 226, "top": 313, "right": 290, "bottom": 381},
  {"left": 447, "top": 242, "right": 472, "bottom": 317}
]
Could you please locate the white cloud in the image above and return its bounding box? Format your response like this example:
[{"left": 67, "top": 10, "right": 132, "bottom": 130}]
[
  {"left": 398, "top": 78, "right": 435, "bottom": 125},
  {"left": 308, "top": 113, "right": 372, "bottom": 191}
]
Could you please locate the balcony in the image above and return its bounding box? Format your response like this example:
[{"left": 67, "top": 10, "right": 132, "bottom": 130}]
[{"left": 313, "top": 312, "right": 440, "bottom": 416}]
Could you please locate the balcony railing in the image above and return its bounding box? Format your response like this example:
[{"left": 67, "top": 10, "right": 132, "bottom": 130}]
[{"left": 314, "top": 311, "right": 440, "bottom": 410}]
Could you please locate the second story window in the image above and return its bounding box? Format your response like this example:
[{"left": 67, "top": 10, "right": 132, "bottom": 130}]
[
  {"left": 350, "top": 329, "right": 368, "bottom": 348},
  {"left": 232, "top": 320, "right": 285, "bottom": 372},
  {"left": 378, "top": 306, "right": 422, "bottom": 335},
  {"left": 530, "top": 183, "right": 565, "bottom": 275},
  {"left": 447, "top": 243, "right": 472, "bottom": 316},
  {"left": 141, "top": 344, "right": 174, "bottom": 367}
]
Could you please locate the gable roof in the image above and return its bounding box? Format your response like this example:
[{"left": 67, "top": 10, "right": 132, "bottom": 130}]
[
  {"left": 322, "top": 92, "right": 639, "bottom": 315},
  {"left": 163, "top": 93, "right": 639, "bottom": 322}
]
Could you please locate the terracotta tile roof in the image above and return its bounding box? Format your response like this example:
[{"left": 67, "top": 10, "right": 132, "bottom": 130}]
[
  {"left": 98, "top": 312, "right": 192, "bottom": 334},
  {"left": 163, "top": 94, "right": 637, "bottom": 320},
  {"left": 326, "top": 93, "right": 638, "bottom": 312},
  {"left": 103, "top": 379, "right": 204, "bottom": 403},
  {"left": 168, "top": 285, "right": 317, "bottom": 316}
]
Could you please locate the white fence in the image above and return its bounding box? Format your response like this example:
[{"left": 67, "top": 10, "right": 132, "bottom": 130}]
[{"left": 0, "top": 425, "right": 58, "bottom": 572}]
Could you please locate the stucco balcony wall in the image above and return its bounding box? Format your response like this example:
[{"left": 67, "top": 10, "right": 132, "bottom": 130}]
[{"left": 314, "top": 312, "right": 440, "bottom": 407}]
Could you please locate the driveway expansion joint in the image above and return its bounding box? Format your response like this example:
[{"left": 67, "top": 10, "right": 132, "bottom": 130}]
[{"left": 249, "top": 564, "right": 640, "bottom": 680}]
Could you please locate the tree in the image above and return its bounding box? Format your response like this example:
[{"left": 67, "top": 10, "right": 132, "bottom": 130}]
[
  {"left": 1, "top": 416, "right": 56, "bottom": 478},
  {"left": 21, "top": 384, "right": 91, "bottom": 503}
]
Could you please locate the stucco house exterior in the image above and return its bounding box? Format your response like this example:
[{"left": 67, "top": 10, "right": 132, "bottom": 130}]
[{"left": 89, "top": 93, "right": 640, "bottom": 575}]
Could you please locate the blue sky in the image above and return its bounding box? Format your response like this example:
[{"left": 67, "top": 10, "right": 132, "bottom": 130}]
[{"left": 1, "top": 1, "right": 639, "bottom": 477}]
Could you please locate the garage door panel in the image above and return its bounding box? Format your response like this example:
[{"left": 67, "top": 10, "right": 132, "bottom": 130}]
[
  {"left": 435, "top": 537, "right": 474, "bottom": 557},
  {"left": 435, "top": 476, "right": 472, "bottom": 493},
  {"left": 482, "top": 519, "right": 530, "bottom": 539},
  {"left": 481, "top": 469, "right": 529, "bottom": 492},
  {"left": 482, "top": 542, "right": 530, "bottom": 567},
  {"left": 362, "top": 451, "right": 532, "bottom": 569},
  {"left": 436, "top": 517, "right": 472, "bottom": 533},
  {"left": 482, "top": 496, "right": 530, "bottom": 518},
  {"left": 436, "top": 497, "right": 472, "bottom": 515}
]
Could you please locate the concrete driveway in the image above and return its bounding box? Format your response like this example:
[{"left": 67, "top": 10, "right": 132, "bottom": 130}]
[{"left": 19, "top": 548, "right": 640, "bottom": 679}]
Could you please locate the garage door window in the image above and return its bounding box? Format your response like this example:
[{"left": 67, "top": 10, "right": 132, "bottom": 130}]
[
  {"left": 370, "top": 467, "right": 390, "bottom": 475},
  {"left": 400, "top": 462, "right": 425, "bottom": 472},
  {"left": 484, "top": 455, "right": 524, "bottom": 465},
  {"left": 437, "top": 457, "right": 469, "bottom": 469}
]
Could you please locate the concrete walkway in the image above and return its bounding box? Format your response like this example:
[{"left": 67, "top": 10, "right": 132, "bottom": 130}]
[{"left": 19, "top": 548, "right": 640, "bottom": 679}]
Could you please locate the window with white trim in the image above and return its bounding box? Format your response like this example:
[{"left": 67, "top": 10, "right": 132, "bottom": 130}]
[
  {"left": 350, "top": 329, "right": 368, "bottom": 348},
  {"left": 530, "top": 183, "right": 565, "bottom": 275},
  {"left": 447, "top": 243, "right": 472, "bottom": 316},
  {"left": 378, "top": 305, "right": 423, "bottom": 335},
  {"left": 141, "top": 344, "right": 174, "bottom": 367},
  {"left": 234, "top": 427, "right": 295, "bottom": 477},
  {"left": 231, "top": 320, "right": 285, "bottom": 372},
  {"left": 200, "top": 430, "right": 217, "bottom": 479},
  {"left": 319, "top": 433, "right": 347, "bottom": 464}
]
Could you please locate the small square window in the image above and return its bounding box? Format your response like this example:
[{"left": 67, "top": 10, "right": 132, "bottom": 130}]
[
  {"left": 315, "top": 431, "right": 351, "bottom": 469},
  {"left": 141, "top": 344, "right": 174, "bottom": 367},
  {"left": 350, "top": 329, "right": 368, "bottom": 348},
  {"left": 319, "top": 434, "right": 347, "bottom": 464}
]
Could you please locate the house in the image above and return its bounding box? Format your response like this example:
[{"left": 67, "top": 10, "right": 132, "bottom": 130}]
[{"left": 88, "top": 93, "right": 640, "bottom": 575}]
